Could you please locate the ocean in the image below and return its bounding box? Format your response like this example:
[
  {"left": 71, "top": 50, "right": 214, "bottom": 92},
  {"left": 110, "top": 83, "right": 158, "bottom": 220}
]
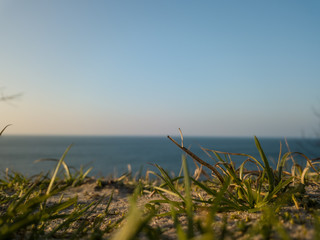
[{"left": 0, "top": 136, "right": 319, "bottom": 178}]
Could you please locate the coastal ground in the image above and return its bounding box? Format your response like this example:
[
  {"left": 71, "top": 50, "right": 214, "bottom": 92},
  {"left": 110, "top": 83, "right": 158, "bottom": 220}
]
[{"left": 43, "top": 176, "right": 320, "bottom": 240}]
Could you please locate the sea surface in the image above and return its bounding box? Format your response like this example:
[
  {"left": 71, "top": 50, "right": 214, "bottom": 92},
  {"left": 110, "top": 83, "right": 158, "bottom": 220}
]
[{"left": 0, "top": 136, "right": 319, "bottom": 178}]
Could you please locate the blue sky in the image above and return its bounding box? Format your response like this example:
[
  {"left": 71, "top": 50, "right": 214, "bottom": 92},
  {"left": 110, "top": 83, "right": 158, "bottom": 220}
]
[{"left": 1, "top": 1, "right": 319, "bottom": 137}]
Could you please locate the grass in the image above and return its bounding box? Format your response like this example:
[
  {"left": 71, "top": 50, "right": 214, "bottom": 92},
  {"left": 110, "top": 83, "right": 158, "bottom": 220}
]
[{"left": 1, "top": 126, "right": 320, "bottom": 239}]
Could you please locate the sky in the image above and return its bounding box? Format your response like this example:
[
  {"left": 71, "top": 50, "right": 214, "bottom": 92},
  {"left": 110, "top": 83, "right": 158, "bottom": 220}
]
[{"left": 0, "top": 1, "right": 319, "bottom": 137}]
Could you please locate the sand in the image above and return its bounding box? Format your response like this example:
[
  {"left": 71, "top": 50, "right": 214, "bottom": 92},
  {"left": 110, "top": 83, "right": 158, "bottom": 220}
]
[{"left": 43, "top": 177, "right": 320, "bottom": 239}]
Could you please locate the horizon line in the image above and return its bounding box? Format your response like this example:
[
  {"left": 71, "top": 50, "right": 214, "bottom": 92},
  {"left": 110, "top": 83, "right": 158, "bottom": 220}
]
[{"left": 2, "top": 133, "right": 316, "bottom": 139}]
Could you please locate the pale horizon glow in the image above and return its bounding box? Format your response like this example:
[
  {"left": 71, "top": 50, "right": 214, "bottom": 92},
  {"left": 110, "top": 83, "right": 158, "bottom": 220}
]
[{"left": 1, "top": 1, "right": 320, "bottom": 138}]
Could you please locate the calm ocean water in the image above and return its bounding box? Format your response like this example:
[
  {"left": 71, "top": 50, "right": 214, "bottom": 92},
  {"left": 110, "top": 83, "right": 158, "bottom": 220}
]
[{"left": 0, "top": 136, "right": 319, "bottom": 177}]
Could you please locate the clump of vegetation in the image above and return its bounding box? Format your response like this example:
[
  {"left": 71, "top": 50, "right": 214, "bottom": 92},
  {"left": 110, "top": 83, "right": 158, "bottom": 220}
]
[{"left": 1, "top": 126, "right": 320, "bottom": 239}]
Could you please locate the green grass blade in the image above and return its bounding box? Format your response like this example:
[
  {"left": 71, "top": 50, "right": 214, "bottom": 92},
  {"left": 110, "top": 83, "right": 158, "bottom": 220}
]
[
  {"left": 7, "top": 180, "right": 40, "bottom": 214},
  {"left": 153, "top": 186, "right": 183, "bottom": 199},
  {"left": 34, "top": 158, "right": 71, "bottom": 180},
  {"left": 44, "top": 197, "right": 78, "bottom": 216},
  {"left": 277, "top": 152, "right": 291, "bottom": 181},
  {"left": 254, "top": 136, "right": 275, "bottom": 193},
  {"left": 111, "top": 188, "right": 155, "bottom": 240},
  {"left": 170, "top": 205, "right": 187, "bottom": 240},
  {"left": 49, "top": 200, "right": 97, "bottom": 237},
  {"left": 276, "top": 141, "right": 283, "bottom": 172},
  {"left": 47, "top": 144, "right": 73, "bottom": 195},
  {"left": 152, "top": 164, "right": 184, "bottom": 200},
  {"left": 205, "top": 149, "right": 264, "bottom": 169},
  {"left": 104, "top": 190, "right": 114, "bottom": 215},
  {"left": 259, "top": 177, "right": 293, "bottom": 207},
  {"left": 190, "top": 178, "right": 217, "bottom": 196},
  {"left": 182, "top": 156, "right": 194, "bottom": 238}
]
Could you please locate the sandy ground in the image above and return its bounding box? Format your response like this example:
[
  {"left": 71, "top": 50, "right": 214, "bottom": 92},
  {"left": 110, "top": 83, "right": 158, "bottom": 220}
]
[{"left": 46, "top": 178, "right": 320, "bottom": 239}]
